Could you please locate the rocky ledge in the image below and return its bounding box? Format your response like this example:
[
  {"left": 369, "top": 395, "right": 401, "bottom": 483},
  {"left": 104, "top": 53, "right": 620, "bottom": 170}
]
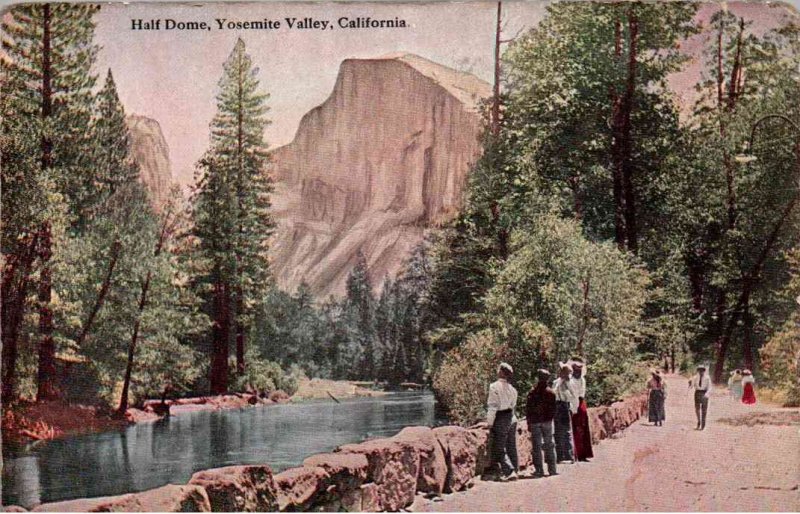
[{"left": 22, "top": 393, "right": 648, "bottom": 512}]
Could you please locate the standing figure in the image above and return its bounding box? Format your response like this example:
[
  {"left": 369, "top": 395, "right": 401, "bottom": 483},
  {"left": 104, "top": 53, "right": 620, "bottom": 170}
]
[
  {"left": 552, "top": 363, "right": 578, "bottom": 463},
  {"left": 487, "top": 362, "right": 519, "bottom": 481},
  {"left": 728, "top": 369, "right": 744, "bottom": 402},
  {"left": 741, "top": 369, "right": 757, "bottom": 404},
  {"left": 525, "top": 369, "right": 558, "bottom": 477},
  {"left": 647, "top": 369, "right": 667, "bottom": 426},
  {"left": 569, "top": 359, "right": 594, "bottom": 461},
  {"left": 688, "top": 364, "right": 713, "bottom": 430}
]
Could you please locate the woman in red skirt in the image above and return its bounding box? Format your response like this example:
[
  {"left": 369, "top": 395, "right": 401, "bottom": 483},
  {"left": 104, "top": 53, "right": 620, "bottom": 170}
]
[
  {"left": 741, "top": 369, "right": 757, "bottom": 404},
  {"left": 570, "top": 359, "right": 594, "bottom": 461}
]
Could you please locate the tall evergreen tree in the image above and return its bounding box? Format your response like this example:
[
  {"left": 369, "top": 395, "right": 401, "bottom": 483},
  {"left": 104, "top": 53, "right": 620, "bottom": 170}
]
[
  {"left": 191, "top": 38, "right": 274, "bottom": 394},
  {"left": 1, "top": 3, "right": 99, "bottom": 401}
]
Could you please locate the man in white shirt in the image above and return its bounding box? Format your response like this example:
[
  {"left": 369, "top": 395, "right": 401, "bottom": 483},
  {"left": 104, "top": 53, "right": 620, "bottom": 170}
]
[
  {"left": 487, "top": 362, "right": 519, "bottom": 481},
  {"left": 552, "top": 363, "right": 578, "bottom": 463},
  {"left": 688, "top": 364, "right": 713, "bottom": 430}
]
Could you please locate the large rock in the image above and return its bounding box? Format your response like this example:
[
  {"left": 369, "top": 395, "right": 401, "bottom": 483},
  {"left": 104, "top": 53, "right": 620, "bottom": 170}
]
[
  {"left": 273, "top": 467, "right": 329, "bottom": 511},
  {"left": 337, "top": 437, "right": 420, "bottom": 510},
  {"left": 270, "top": 53, "right": 491, "bottom": 298},
  {"left": 391, "top": 426, "right": 447, "bottom": 495},
  {"left": 126, "top": 114, "right": 173, "bottom": 210},
  {"left": 433, "top": 426, "right": 489, "bottom": 493},
  {"left": 302, "top": 452, "right": 369, "bottom": 493},
  {"left": 188, "top": 465, "right": 277, "bottom": 511},
  {"left": 34, "top": 485, "right": 211, "bottom": 512}
]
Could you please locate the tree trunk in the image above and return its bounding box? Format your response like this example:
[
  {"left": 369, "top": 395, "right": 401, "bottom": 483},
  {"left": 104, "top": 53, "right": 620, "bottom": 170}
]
[
  {"left": 742, "top": 300, "right": 754, "bottom": 372},
  {"left": 36, "top": 224, "right": 59, "bottom": 402},
  {"left": 609, "top": 17, "right": 626, "bottom": 251},
  {"left": 118, "top": 216, "right": 171, "bottom": 413},
  {"left": 670, "top": 345, "right": 676, "bottom": 373},
  {"left": 236, "top": 289, "right": 245, "bottom": 375},
  {"left": 2, "top": 234, "right": 39, "bottom": 403},
  {"left": 714, "top": 189, "right": 799, "bottom": 382},
  {"left": 621, "top": 9, "right": 639, "bottom": 254},
  {"left": 491, "top": 1, "right": 502, "bottom": 137},
  {"left": 76, "top": 240, "right": 121, "bottom": 347},
  {"left": 210, "top": 277, "right": 231, "bottom": 395}
]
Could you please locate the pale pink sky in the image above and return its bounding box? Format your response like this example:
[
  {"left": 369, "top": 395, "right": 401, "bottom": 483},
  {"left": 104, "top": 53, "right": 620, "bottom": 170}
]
[
  {"left": 94, "top": 1, "right": 547, "bottom": 186},
  {"left": 91, "top": 1, "right": 797, "bottom": 187}
]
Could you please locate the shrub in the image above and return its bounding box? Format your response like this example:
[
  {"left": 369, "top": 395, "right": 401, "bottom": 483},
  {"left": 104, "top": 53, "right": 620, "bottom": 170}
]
[{"left": 231, "top": 357, "right": 299, "bottom": 397}]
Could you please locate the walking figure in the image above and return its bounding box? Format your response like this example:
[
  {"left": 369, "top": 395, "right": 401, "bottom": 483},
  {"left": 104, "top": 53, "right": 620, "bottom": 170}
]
[
  {"left": 570, "top": 359, "right": 594, "bottom": 461},
  {"left": 688, "top": 364, "right": 712, "bottom": 430},
  {"left": 741, "top": 369, "right": 757, "bottom": 405},
  {"left": 525, "top": 369, "right": 558, "bottom": 477},
  {"left": 647, "top": 369, "right": 666, "bottom": 426},
  {"left": 728, "top": 369, "right": 743, "bottom": 402},
  {"left": 487, "top": 362, "right": 519, "bottom": 481},
  {"left": 552, "top": 363, "right": 578, "bottom": 463}
]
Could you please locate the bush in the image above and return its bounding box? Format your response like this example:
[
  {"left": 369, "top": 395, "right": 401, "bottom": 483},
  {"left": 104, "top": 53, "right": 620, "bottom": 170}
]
[
  {"left": 760, "top": 323, "right": 800, "bottom": 407},
  {"left": 231, "top": 357, "right": 299, "bottom": 397},
  {"left": 433, "top": 326, "right": 549, "bottom": 425}
]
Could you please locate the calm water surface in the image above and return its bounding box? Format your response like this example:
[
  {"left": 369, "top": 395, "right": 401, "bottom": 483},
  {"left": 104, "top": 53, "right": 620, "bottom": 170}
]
[{"left": 2, "top": 392, "right": 441, "bottom": 508}]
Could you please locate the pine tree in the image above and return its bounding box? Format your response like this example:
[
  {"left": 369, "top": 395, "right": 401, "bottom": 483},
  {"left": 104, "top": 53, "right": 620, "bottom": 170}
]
[
  {"left": 191, "top": 38, "right": 274, "bottom": 394},
  {"left": 92, "top": 69, "right": 139, "bottom": 202},
  {"left": 1, "top": 3, "right": 99, "bottom": 401}
]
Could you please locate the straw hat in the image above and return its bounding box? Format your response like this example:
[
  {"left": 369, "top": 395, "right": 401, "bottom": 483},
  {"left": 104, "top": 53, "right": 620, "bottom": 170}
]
[{"left": 742, "top": 369, "right": 752, "bottom": 376}]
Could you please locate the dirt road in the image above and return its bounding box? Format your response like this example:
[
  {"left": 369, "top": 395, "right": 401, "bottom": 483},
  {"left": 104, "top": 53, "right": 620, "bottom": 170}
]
[{"left": 412, "top": 375, "right": 799, "bottom": 512}]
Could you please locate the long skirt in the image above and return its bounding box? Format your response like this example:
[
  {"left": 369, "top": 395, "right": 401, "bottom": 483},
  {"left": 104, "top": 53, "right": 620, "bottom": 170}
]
[
  {"left": 554, "top": 401, "right": 574, "bottom": 462},
  {"left": 571, "top": 399, "right": 594, "bottom": 461},
  {"left": 648, "top": 389, "right": 666, "bottom": 422},
  {"left": 742, "top": 382, "right": 757, "bottom": 404},
  {"left": 730, "top": 382, "right": 743, "bottom": 401}
]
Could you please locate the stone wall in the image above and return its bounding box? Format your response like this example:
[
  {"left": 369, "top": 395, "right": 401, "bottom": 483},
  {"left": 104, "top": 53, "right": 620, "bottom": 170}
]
[{"left": 26, "top": 393, "right": 647, "bottom": 512}]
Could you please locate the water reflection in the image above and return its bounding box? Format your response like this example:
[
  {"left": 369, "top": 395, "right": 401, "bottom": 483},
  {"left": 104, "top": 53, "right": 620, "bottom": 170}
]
[{"left": 2, "top": 393, "right": 439, "bottom": 508}]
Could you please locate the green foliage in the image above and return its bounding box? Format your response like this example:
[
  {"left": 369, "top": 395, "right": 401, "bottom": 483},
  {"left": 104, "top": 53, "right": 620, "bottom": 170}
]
[
  {"left": 231, "top": 354, "right": 299, "bottom": 397},
  {"left": 760, "top": 250, "right": 800, "bottom": 406},
  {"left": 190, "top": 38, "right": 275, "bottom": 392}
]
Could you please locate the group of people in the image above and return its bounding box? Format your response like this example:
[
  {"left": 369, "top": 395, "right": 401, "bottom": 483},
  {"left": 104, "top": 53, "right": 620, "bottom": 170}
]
[
  {"left": 727, "top": 369, "right": 757, "bottom": 404},
  {"left": 487, "top": 360, "right": 761, "bottom": 482},
  {"left": 646, "top": 364, "right": 758, "bottom": 432},
  {"left": 486, "top": 359, "right": 593, "bottom": 481}
]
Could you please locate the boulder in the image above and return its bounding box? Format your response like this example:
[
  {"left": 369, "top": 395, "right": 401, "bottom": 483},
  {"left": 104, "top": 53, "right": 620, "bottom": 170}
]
[
  {"left": 273, "top": 467, "right": 329, "bottom": 511},
  {"left": 189, "top": 465, "right": 277, "bottom": 511},
  {"left": 360, "top": 483, "right": 382, "bottom": 512},
  {"left": 391, "top": 426, "right": 447, "bottom": 495},
  {"left": 302, "top": 452, "right": 369, "bottom": 493},
  {"left": 587, "top": 407, "right": 608, "bottom": 444},
  {"left": 433, "top": 426, "right": 489, "bottom": 493},
  {"left": 35, "top": 484, "right": 211, "bottom": 512},
  {"left": 337, "top": 437, "right": 420, "bottom": 511}
]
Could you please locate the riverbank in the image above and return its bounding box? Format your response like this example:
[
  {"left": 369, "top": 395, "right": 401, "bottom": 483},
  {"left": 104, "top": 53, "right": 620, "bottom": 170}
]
[
  {"left": 15, "top": 391, "right": 648, "bottom": 512},
  {"left": 1, "top": 378, "right": 387, "bottom": 444}
]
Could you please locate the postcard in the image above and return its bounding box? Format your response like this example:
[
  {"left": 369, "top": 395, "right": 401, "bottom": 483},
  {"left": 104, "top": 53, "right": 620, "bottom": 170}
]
[{"left": 1, "top": 0, "right": 798, "bottom": 511}]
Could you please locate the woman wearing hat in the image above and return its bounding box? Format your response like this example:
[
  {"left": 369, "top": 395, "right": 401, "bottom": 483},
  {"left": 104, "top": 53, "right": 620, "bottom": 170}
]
[
  {"left": 728, "top": 369, "right": 744, "bottom": 402},
  {"left": 569, "top": 359, "right": 594, "bottom": 461},
  {"left": 647, "top": 369, "right": 666, "bottom": 426},
  {"left": 741, "top": 369, "right": 757, "bottom": 404}
]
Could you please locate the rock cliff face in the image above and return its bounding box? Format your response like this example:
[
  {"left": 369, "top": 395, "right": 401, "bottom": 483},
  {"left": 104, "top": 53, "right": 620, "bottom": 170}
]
[
  {"left": 127, "top": 114, "right": 173, "bottom": 209},
  {"left": 270, "top": 53, "right": 491, "bottom": 298}
]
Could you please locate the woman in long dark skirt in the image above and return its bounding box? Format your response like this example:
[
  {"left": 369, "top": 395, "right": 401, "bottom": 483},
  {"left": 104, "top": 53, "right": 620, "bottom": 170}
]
[{"left": 647, "top": 370, "right": 666, "bottom": 426}]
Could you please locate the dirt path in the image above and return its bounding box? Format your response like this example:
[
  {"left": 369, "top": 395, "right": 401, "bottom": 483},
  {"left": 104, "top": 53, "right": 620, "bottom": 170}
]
[{"left": 412, "top": 375, "right": 799, "bottom": 512}]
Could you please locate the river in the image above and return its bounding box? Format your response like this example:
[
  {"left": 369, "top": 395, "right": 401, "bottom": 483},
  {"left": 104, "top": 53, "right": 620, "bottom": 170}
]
[{"left": 2, "top": 392, "right": 442, "bottom": 508}]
